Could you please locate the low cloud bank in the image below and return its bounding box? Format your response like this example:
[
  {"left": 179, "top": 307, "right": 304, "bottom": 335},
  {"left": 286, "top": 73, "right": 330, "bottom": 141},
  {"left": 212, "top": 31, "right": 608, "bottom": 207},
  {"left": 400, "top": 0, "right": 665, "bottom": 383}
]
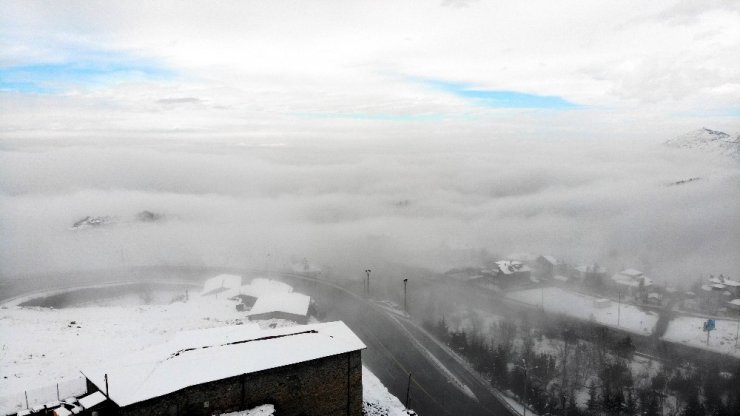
[{"left": 1, "top": 136, "right": 738, "bottom": 286}]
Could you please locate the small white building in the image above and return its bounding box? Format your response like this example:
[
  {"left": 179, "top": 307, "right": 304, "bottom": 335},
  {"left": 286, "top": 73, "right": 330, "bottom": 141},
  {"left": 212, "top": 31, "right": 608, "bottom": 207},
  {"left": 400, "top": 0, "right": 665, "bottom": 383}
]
[
  {"left": 247, "top": 293, "right": 312, "bottom": 324},
  {"left": 202, "top": 274, "right": 243, "bottom": 296},
  {"left": 610, "top": 269, "right": 652, "bottom": 296}
]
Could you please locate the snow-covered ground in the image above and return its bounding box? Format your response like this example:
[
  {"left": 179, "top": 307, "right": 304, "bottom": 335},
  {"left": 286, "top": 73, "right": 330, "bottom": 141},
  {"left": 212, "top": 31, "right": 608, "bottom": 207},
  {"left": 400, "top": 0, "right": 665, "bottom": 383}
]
[
  {"left": 0, "top": 283, "right": 411, "bottom": 415},
  {"left": 506, "top": 287, "right": 658, "bottom": 335},
  {"left": 662, "top": 315, "right": 740, "bottom": 358}
]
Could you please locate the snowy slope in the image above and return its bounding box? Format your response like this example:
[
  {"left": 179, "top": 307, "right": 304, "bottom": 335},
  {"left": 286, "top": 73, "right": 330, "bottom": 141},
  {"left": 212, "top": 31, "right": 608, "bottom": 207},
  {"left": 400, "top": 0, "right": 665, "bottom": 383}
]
[
  {"left": 664, "top": 128, "right": 740, "bottom": 159},
  {"left": 507, "top": 287, "right": 658, "bottom": 335}
]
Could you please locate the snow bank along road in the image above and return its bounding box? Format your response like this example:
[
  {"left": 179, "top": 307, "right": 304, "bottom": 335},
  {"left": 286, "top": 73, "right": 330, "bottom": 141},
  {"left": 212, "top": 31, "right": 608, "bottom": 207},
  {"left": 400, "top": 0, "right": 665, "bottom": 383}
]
[{"left": 1, "top": 268, "right": 515, "bottom": 416}]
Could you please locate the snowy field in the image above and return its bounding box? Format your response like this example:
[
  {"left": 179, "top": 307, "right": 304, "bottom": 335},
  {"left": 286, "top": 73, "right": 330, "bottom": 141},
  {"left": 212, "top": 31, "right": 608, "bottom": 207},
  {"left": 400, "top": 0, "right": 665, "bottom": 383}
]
[
  {"left": 506, "top": 287, "right": 658, "bottom": 335},
  {"left": 0, "top": 282, "right": 410, "bottom": 415},
  {"left": 662, "top": 316, "right": 740, "bottom": 358}
]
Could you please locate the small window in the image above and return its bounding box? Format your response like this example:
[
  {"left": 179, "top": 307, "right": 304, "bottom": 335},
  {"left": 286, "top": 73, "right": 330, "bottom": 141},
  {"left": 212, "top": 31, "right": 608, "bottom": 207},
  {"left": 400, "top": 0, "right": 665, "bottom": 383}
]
[{"left": 203, "top": 401, "right": 209, "bottom": 408}]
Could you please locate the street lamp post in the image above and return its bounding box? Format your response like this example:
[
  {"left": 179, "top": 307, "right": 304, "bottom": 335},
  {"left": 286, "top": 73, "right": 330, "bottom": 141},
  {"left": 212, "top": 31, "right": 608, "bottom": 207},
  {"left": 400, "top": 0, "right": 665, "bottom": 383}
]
[
  {"left": 403, "top": 278, "right": 409, "bottom": 313},
  {"left": 365, "top": 269, "right": 371, "bottom": 296}
]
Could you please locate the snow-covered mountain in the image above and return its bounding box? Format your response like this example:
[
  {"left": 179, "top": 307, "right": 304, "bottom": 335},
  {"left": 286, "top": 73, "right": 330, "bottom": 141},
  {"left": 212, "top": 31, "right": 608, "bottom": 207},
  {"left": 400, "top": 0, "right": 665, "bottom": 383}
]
[{"left": 664, "top": 128, "right": 740, "bottom": 159}]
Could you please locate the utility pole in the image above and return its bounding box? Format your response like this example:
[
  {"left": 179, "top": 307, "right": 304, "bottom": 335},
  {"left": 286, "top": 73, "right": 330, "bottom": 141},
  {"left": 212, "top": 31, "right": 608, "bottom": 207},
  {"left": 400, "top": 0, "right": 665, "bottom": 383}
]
[
  {"left": 617, "top": 291, "right": 621, "bottom": 327},
  {"left": 403, "top": 278, "right": 409, "bottom": 313},
  {"left": 405, "top": 372, "right": 412, "bottom": 408},
  {"left": 522, "top": 359, "right": 528, "bottom": 416},
  {"left": 365, "top": 269, "right": 371, "bottom": 296}
]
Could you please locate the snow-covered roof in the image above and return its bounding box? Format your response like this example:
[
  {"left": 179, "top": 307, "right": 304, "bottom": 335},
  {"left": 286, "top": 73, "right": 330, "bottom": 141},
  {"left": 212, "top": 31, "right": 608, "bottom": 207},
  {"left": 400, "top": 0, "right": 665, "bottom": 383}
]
[
  {"left": 54, "top": 407, "right": 72, "bottom": 416},
  {"left": 495, "top": 260, "right": 532, "bottom": 275},
  {"left": 248, "top": 293, "right": 311, "bottom": 317},
  {"left": 728, "top": 299, "right": 740, "bottom": 306},
  {"left": 202, "top": 274, "right": 242, "bottom": 296},
  {"left": 220, "top": 279, "right": 293, "bottom": 300},
  {"left": 553, "top": 275, "right": 569, "bottom": 282},
  {"left": 619, "top": 269, "right": 643, "bottom": 278},
  {"left": 711, "top": 283, "right": 726, "bottom": 290},
  {"left": 250, "top": 278, "right": 293, "bottom": 294},
  {"left": 82, "top": 321, "right": 366, "bottom": 408},
  {"left": 701, "top": 284, "right": 712, "bottom": 292},
  {"left": 723, "top": 279, "right": 740, "bottom": 287},
  {"left": 78, "top": 391, "right": 107, "bottom": 409},
  {"left": 170, "top": 324, "right": 261, "bottom": 350},
  {"left": 611, "top": 271, "right": 652, "bottom": 287}
]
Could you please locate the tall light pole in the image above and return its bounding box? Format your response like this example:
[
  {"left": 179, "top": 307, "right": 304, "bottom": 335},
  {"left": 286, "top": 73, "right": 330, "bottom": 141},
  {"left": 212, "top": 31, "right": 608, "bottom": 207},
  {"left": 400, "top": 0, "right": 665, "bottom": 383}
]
[
  {"left": 403, "top": 278, "right": 409, "bottom": 313},
  {"left": 365, "top": 269, "right": 371, "bottom": 296}
]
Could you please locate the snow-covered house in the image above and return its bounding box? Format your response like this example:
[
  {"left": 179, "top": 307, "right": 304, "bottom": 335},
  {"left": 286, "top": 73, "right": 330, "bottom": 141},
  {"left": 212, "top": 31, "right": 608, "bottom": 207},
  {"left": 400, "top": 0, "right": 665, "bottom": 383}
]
[
  {"left": 201, "top": 274, "right": 243, "bottom": 296},
  {"left": 488, "top": 260, "right": 532, "bottom": 287},
  {"left": 247, "top": 293, "right": 312, "bottom": 324},
  {"left": 610, "top": 269, "right": 652, "bottom": 297},
  {"left": 221, "top": 279, "right": 294, "bottom": 310},
  {"left": 81, "top": 321, "right": 366, "bottom": 416}
]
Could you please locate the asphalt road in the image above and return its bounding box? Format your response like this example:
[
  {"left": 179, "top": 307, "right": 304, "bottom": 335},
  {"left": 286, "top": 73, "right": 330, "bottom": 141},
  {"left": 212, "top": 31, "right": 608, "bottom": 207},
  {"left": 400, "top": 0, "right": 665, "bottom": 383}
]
[{"left": 285, "top": 275, "right": 514, "bottom": 416}]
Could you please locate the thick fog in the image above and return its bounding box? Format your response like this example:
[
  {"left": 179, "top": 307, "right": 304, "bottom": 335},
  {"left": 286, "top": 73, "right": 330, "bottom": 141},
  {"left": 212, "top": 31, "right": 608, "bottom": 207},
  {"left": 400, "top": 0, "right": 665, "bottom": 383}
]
[{"left": 1, "top": 135, "right": 738, "bottom": 287}]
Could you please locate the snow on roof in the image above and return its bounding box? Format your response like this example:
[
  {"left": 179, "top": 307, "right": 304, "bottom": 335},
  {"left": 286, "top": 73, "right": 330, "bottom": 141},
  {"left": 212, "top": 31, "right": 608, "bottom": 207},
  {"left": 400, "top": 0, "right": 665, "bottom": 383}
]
[
  {"left": 611, "top": 272, "right": 652, "bottom": 287},
  {"left": 553, "top": 275, "right": 569, "bottom": 282},
  {"left": 248, "top": 293, "right": 311, "bottom": 317},
  {"left": 729, "top": 299, "right": 740, "bottom": 306},
  {"left": 708, "top": 276, "right": 723, "bottom": 284},
  {"left": 249, "top": 278, "right": 293, "bottom": 294},
  {"left": 701, "top": 284, "right": 712, "bottom": 292},
  {"left": 723, "top": 279, "right": 740, "bottom": 287},
  {"left": 78, "top": 391, "right": 107, "bottom": 409},
  {"left": 220, "top": 279, "right": 293, "bottom": 300},
  {"left": 202, "top": 274, "right": 242, "bottom": 296},
  {"left": 711, "top": 283, "right": 726, "bottom": 290},
  {"left": 170, "top": 324, "right": 262, "bottom": 350},
  {"left": 81, "top": 321, "right": 365, "bottom": 408},
  {"left": 619, "top": 269, "right": 643, "bottom": 278},
  {"left": 53, "top": 407, "right": 72, "bottom": 416},
  {"left": 495, "top": 260, "right": 532, "bottom": 275}
]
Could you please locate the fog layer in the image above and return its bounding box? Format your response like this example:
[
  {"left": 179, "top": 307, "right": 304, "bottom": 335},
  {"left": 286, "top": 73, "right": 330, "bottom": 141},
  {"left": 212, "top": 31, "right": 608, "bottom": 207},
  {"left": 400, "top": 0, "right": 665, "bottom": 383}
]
[{"left": 1, "top": 136, "right": 738, "bottom": 286}]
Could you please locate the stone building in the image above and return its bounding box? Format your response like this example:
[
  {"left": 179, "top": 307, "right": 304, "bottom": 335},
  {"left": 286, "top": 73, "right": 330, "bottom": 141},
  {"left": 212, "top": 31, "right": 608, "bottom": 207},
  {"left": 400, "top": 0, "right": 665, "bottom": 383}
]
[{"left": 81, "top": 321, "right": 365, "bottom": 416}]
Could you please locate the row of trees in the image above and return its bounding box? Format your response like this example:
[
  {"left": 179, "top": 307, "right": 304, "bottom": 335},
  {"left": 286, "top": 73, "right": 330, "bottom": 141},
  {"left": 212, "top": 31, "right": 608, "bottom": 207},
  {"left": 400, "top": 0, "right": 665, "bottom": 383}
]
[{"left": 424, "top": 313, "right": 740, "bottom": 416}]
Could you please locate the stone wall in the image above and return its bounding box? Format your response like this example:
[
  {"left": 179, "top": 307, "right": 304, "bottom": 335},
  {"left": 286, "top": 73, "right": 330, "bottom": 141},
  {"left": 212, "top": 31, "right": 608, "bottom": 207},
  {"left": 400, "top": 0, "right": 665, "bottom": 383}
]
[{"left": 92, "top": 350, "right": 363, "bottom": 416}]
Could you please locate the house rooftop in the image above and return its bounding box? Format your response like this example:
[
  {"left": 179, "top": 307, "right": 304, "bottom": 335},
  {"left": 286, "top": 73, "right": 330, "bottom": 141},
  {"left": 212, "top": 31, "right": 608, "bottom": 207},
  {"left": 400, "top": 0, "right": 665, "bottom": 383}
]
[
  {"left": 495, "top": 260, "right": 532, "bottom": 275},
  {"left": 248, "top": 292, "right": 311, "bottom": 317},
  {"left": 202, "top": 274, "right": 242, "bottom": 296},
  {"left": 81, "top": 321, "right": 365, "bottom": 408},
  {"left": 618, "top": 269, "right": 643, "bottom": 278},
  {"left": 79, "top": 391, "right": 107, "bottom": 409}
]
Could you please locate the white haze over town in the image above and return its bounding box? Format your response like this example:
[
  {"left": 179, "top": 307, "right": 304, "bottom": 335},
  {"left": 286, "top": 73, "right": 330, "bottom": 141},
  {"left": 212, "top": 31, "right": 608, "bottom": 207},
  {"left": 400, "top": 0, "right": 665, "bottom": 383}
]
[{"left": 1, "top": 0, "right": 740, "bottom": 287}]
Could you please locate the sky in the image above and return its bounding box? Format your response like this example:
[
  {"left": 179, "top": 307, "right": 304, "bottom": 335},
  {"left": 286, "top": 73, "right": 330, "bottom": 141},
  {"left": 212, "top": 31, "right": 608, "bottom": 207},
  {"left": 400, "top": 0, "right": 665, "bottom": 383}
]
[
  {"left": 1, "top": 1, "right": 739, "bottom": 286},
  {"left": 1, "top": 0, "right": 739, "bottom": 140}
]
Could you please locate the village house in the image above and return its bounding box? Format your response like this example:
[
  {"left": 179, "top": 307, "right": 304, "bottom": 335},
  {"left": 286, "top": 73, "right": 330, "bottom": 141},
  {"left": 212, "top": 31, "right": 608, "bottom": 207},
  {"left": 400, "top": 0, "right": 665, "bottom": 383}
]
[
  {"left": 573, "top": 264, "right": 608, "bottom": 288},
  {"left": 221, "top": 278, "right": 294, "bottom": 311},
  {"left": 201, "top": 274, "right": 243, "bottom": 297},
  {"left": 487, "top": 260, "right": 532, "bottom": 288},
  {"left": 247, "top": 292, "right": 313, "bottom": 324},
  {"left": 534, "top": 255, "right": 567, "bottom": 279},
  {"left": 609, "top": 269, "right": 652, "bottom": 299},
  {"left": 80, "top": 321, "right": 365, "bottom": 416}
]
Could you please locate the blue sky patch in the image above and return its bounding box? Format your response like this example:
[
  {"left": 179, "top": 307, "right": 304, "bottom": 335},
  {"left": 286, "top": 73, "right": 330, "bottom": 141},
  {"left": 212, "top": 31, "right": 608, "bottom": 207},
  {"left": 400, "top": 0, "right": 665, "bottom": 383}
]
[
  {"left": 0, "top": 56, "right": 175, "bottom": 93},
  {"left": 421, "top": 79, "right": 579, "bottom": 109}
]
